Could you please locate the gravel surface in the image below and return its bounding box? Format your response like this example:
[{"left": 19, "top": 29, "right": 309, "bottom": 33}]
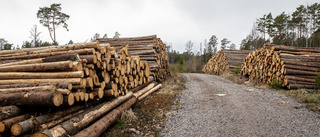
[{"left": 161, "top": 73, "right": 320, "bottom": 136}]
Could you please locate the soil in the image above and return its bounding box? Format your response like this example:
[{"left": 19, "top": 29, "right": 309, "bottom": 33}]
[{"left": 161, "top": 73, "right": 320, "bottom": 136}]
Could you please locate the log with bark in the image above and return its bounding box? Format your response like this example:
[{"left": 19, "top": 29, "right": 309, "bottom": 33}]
[
  {"left": 203, "top": 49, "right": 250, "bottom": 75},
  {"left": 241, "top": 43, "right": 320, "bottom": 89}
]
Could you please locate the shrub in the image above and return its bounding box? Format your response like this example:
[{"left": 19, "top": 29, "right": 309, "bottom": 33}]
[{"left": 268, "top": 78, "right": 283, "bottom": 90}]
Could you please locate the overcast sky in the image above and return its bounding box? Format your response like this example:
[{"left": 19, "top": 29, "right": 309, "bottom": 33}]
[{"left": 0, "top": 0, "right": 319, "bottom": 52}]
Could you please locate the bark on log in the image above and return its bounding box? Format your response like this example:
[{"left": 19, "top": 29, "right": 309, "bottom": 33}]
[
  {"left": 0, "top": 106, "right": 23, "bottom": 120},
  {"left": 11, "top": 104, "right": 88, "bottom": 136},
  {"left": 0, "top": 113, "right": 32, "bottom": 133},
  {"left": 0, "top": 78, "right": 83, "bottom": 86},
  {"left": 0, "top": 85, "right": 56, "bottom": 94},
  {"left": 0, "top": 61, "right": 73, "bottom": 72},
  {"left": 0, "top": 91, "right": 63, "bottom": 107},
  {"left": 0, "top": 71, "right": 84, "bottom": 79},
  {"left": 132, "top": 83, "right": 155, "bottom": 98},
  {"left": 73, "top": 97, "right": 137, "bottom": 137},
  {"left": 34, "top": 92, "right": 133, "bottom": 137},
  {"left": 138, "top": 84, "right": 162, "bottom": 101}
]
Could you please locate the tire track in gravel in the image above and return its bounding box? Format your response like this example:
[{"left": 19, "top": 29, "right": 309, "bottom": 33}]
[{"left": 161, "top": 73, "right": 320, "bottom": 136}]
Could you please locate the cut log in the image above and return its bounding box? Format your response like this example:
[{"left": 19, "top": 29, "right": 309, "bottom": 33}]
[
  {"left": 0, "top": 85, "right": 56, "bottom": 94},
  {"left": 11, "top": 104, "right": 88, "bottom": 136},
  {"left": 0, "top": 78, "right": 84, "bottom": 86},
  {"left": 0, "top": 71, "right": 84, "bottom": 79},
  {"left": 34, "top": 92, "right": 133, "bottom": 137},
  {"left": 0, "top": 61, "right": 73, "bottom": 72},
  {"left": 0, "top": 106, "right": 23, "bottom": 121},
  {"left": 0, "top": 113, "right": 32, "bottom": 133},
  {"left": 138, "top": 84, "right": 162, "bottom": 101},
  {"left": 0, "top": 91, "right": 63, "bottom": 107},
  {"left": 73, "top": 97, "right": 137, "bottom": 137},
  {"left": 132, "top": 82, "right": 155, "bottom": 98}
]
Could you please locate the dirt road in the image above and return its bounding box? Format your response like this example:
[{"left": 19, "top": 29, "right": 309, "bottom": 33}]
[{"left": 161, "top": 73, "right": 320, "bottom": 136}]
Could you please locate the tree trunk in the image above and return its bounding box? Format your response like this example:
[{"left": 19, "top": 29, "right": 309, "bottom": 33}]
[
  {"left": 11, "top": 104, "right": 87, "bottom": 136},
  {"left": 0, "top": 85, "right": 56, "bottom": 94},
  {"left": 34, "top": 92, "right": 133, "bottom": 137},
  {"left": 73, "top": 97, "right": 137, "bottom": 137},
  {"left": 0, "top": 91, "right": 63, "bottom": 107},
  {"left": 138, "top": 84, "right": 162, "bottom": 101},
  {"left": 0, "top": 61, "right": 73, "bottom": 72},
  {"left": 0, "top": 106, "right": 23, "bottom": 121},
  {"left": 0, "top": 113, "right": 32, "bottom": 133},
  {"left": 0, "top": 78, "right": 84, "bottom": 86}
]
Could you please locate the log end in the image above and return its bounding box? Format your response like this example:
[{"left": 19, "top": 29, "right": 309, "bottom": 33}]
[
  {"left": 98, "top": 88, "right": 104, "bottom": 99},
  {"left": 0, "top": 121, "right": 5, "bottom": 132},
  {"left": 11, "top": 123, "right": 21, "bottom": 136},
  {"left": 53, "top": 92, "right": 63, "bottom": 107},
  {"left": 68, "top": 93, "right": 75, "bottom": 106}
]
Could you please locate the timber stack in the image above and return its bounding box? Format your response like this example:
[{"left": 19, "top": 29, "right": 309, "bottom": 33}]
[
  {"left": 241, "top": 44, "right": 320, "bottom": 89},
  {"left": 0, "top": 36, "right": 167, "bottom": 136},
  {"left": 202, "top": 49, "right": 251, "bottom": 74},
  {"left": 97, "top": 35, "right": 170, "bottom": 82}
]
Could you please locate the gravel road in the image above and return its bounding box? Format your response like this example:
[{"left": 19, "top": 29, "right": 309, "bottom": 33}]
[{"left": 161, "top": 73, "right": 320, "bottom": 136}]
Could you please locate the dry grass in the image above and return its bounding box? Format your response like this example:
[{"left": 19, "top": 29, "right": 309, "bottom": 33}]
[
  {"left": 102, "top": 73, "right": 186, "bottom": 136},
  {"left": 157, "top": 72, "right": 186, "bottom": 95},
  {"left": 121, "top": 108, "right": 138, "bottom": 124},
  {"left": 220, "top": 71, "right": 246, "bottom": 84},
  {"left": 281, "top": 89, "right": 320, "bottom": 113}
]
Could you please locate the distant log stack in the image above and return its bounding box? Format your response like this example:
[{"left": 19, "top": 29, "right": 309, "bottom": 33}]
[
  {"left": 203, "top": 49, "right": 251, "bottom": 75},
  {"left": 97, "top": 35, "right": 170, "bottom": 82},
  {"left": 0, "top": 35, "right": 167, "bottom": 136},
  {"left": 241, "top": 44, "right": 320, "bottom": 89}
]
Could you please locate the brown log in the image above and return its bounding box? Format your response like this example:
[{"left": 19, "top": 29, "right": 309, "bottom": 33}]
[
  {"left": 63, "top": 93, "right": 74, "bottom": 106},
  {"left": 0, "top": 106, "right": 23, "bottom": 121},
  {"left": 0, "top": 71, "right": 84, "bottom": 80},
  {"left": 73, "top": 97, "right": 137, "bottom": 137},
  {"left": 11, "top": 104, "right": 88, "bottom": 136},
  {"left": 0, "top": 48, "right": 95, "bottom": 60},
  {"left": 138, "top": 84, "right": 162, "bottom": 101},
  {"left": 97, "top": 35, "right": 156, "bottom": 42},
  {"left": 132, "top": 82, "right": 155, "bottom": 98},
  {"left": 0, "top": 85, "right": 56, "bottom": 94},
  {"left": 56, "top": 89, "right": 71, "bottom": 95},
  {"left": 0, "top": 61, "right": 73, "bottom": 72},
  {"left": 80, "top": 55, "right": 97, "bottom": 64},
  {"left": 0, "top": 91, "right": 63, "bottom": 107},
  {"left": 38, "top": 110, "right": 85, "bottom": 131},
  {"left": 34, "top": 92, "right": 133, "bottom": 137},
  {"left": 0, "top": 78, "right": 83, "bottom": 86},
  {"left": 0, "top": 113, "right": 32, "bottom": 133},
  {"left": 284, "top": 68, "right": 317, "bottom": 76},
  {"left": 288, "top": 84, "right": 318, "bottom": 89}
]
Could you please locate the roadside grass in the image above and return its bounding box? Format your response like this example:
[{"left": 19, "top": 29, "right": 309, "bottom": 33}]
[
  {"left": 102, "top": 73, "right": 186, "bottom": 136},
  {"left": 220, "top": 71, "right": 246, "bottom": 84},
  {"left": 281, "top": 89, "right": 320, "bottom": 113}
]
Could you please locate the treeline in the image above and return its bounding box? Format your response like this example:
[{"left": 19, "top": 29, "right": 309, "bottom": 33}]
[
  {"left": 167, "top": 35, "right": 236, "bottom": 73},
  {"left": 241, "top": 2, "right": 320, "bottom": 50}
]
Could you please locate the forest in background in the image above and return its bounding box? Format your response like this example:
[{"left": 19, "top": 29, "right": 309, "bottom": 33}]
[
  {"left": 169, "top": 2, "right": 320, "bottom": 73},
  {"left": 0, "top": 3, "right": 319, "bottom": 74}
]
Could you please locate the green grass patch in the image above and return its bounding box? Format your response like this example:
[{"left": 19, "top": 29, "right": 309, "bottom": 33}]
[{"left": 268, "top": 78, "right": 284, "bottom": 90}]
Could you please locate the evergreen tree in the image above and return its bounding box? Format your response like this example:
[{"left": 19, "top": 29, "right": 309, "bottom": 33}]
[{"left": 37, "top": 3, "right": 70, "bottom": 44}]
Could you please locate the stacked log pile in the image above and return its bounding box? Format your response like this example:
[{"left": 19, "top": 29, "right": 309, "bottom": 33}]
[
  {"left": 97, "top": 35, "right": 170, "bottom": 82},
  {"left": 202, "top": 49, "right": 251, "bottom": 74},
  {"left": 241, "top": 44, "right": 320, "bottom": 89},
  {"left": 0, "top": 37, "right": 167, "bottom": 136}
]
